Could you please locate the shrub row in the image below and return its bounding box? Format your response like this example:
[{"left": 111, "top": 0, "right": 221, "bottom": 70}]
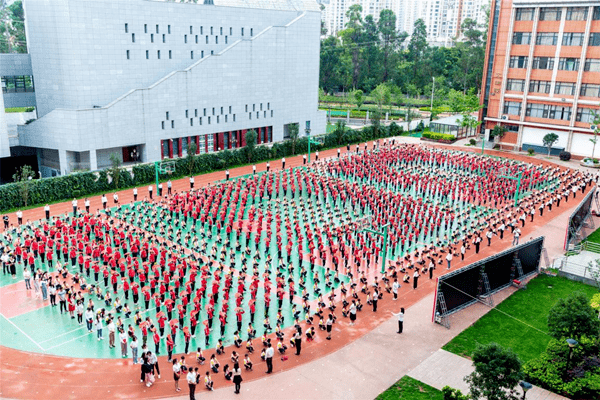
[
  {"left": 0, "top": 122, "right": 407, "bottom": 211},
  {"left": 422, "top": 132, "right": 456, "bottom": 142}
]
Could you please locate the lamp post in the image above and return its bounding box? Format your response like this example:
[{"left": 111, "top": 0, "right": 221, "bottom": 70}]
[
  {"left": 362, "top": 223, "right": 390, "bottom": 274},
  {"left": 306, "top": 128, "right": 320, "bottom": 163},
  {"left": 519, "top": 381, "right": 532, "bottom": 400},
  {"left": 566, "top": 338, "right": 578, "bottom": 372},
  {"left": 430, "top": 77, "right": 435, "bottom": 125}
]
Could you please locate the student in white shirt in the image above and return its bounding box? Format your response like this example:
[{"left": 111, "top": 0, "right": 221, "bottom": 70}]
[
  {"left": 44, "top": 204, "right": 50, "bottom": 220},
  {"left": 71, "top": 199, "right": 78, "bottom": 216},
  {"left": 392, "top": 279, "right": 400, "bottom": 300},
  {"left": 391, "top": 307, "right": 405, "bottom": 334},
  {"left": 133, "top": 187, "right": 138, "bottom": 201}
]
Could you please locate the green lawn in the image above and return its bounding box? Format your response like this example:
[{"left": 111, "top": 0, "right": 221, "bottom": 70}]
[
  {"left": 5, "top": 107, "right": 34, "bottom": 113},
  {"left": 583, "top": 226, "right": 600, "bottom": 245},
  {"left": 377, "top": 376, "right": 443, "bottom": 400},
  {"left": 443, "top": 275, "right": 599, "bottom": 363}
]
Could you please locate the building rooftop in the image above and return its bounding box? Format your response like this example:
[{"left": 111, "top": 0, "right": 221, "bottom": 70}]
[{"left": 153, "top": 0, "right": 322, "bottom": 12}]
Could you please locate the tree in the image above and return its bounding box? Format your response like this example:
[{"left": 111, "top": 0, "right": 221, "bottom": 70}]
[
  {"left": 547, "top": 291, "right": 600, "bottom": 340},
  {"left": 186, "top": 142, "right": 197, "bottom": 177},
  {"left": 590, "top": 109, "right": 600, "bottom": 160},
  {"left": 465, "top": 343, "right": 523, "bottom": 400},
  {"left": 332, "top": 120, "right": 348, "bottom": 145},
  {"left": 352, "top": 89, "right": 364, "bottom": 110},
  {"left": 12, "top": 164, "right": 36, "bottom": 207},
  {"left": 288, "top": 123, "right": 300, "bottom": 155},
  {"left": 339, "top": 4, "right": 364, "bottom": 89},
  {"left": 1, "top": 1, "right": 26, "bottom": 54},
  {"left": 371, "top": 83, "right": 391, "bottom": 114},
  {"left": 244, "top": 129, "right": 257, "bottom": 163},
  {"left": 108, "top": 153, "right": 122, "bottom": 190},
  {"left": 378, "top": 9, "right": 407, "bottom": 82},
  {"left": 542, "top": 133, "right": 559, "bottom": 156},
  {"left": 490, "top": 125, "right": 507, "bottom": 141},
  {"left": 319, "top": 36, "right": 348, "bottom": 93},
  {"left": 591, "top": 293, "right": 600, "bottom": 318}
]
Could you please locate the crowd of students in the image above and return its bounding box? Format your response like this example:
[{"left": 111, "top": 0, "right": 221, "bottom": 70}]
[{"left": 0, "top": 142, "right": 595, "bottom": 396}]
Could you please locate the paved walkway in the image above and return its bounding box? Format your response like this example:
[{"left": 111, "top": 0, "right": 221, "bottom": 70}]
[{"left": 408, "top": 350, "right": 568, "bottom": 400}]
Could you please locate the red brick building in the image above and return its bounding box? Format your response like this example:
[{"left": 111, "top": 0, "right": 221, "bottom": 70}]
[{"left": 480, "top": 0, "right": 600, "bottom": 157}]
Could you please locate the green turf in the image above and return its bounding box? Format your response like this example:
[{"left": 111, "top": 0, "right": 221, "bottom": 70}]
[
  {"left": 376, "top": 376, "right": 443, "bottom": 400},
  {"left": 582, "top": 226, "right": 600, "bottom": 245},
  {"left": 442, "top": 274, "right": 599, "bottom": 363}
]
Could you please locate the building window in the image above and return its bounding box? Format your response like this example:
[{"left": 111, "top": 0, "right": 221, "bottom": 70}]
[
  {"left": 156, "top": 25, "right": 159, "bottom": 34},
  {"left": 195, "top": 35, "right": 198, "bottom": 44},
  {"left": 252, "top": 104, "right": 256, "bottom": 111},
  {"left": 229, "top": 106, "right": 232, "bottom": 114},
  {"left": 185, "top": 35, "right": 188, "bottom": 43},
  {"left": 267, "top": 103, "right": 270, "bottom": 110},
  {"left": 581, "top": 83, "right": 600, "bottom": 97},
  {"left": 185, "top": 110, "right": 189, "bottom": 118},
  {"left": 208, "top": 117, "right": 211, "bottom": 124},
  {"left": 225, "top": 36, "right": 228, "bottom": 44},
  {"left": 206, "top": 36, "right": 209, "bottom": 44},
  {"left": 157, "top": 50, "right": 160, "bottom": 59},
  {"left": 200, "top": 117, "right": 202, "bottom": 125},
  {"left": 594, "top": 7, "right": 600, "bottom": 20},
  {"left": 163, "top": 34, "right": 166, "bottom": 43},
  {"left": 260, "top": 103, "right": 263, "bottom": 111},
  {"left": 166, "top": 112, "right": 169, "bottom": 120},
  {"left": 250, "top": 28, "right": 253, "bottom": 36},
  {"left": 245, "top": 105, "right": 248, "bottom": 112},
  {"left": 566, "top": 7, "right": 588, "bottom": 21},
  {"left": 515, "top": 8, "right": 534, "bottom": 21},
  {"left": 217, "top": 116, "right": 219, "bottom": 123},
  {"left": 503, "top": 101, "right": 522, "bottom": 116},
  {"left": 539, "top": 7, "right": 562, "bottom": 21},
  {"left": 220, "top": 27, "right": 223, "bottom": 35},
  {"left": 171, "top": 120, "right": 175, "bottom": 128},
  {"left": 535, "top": 32, "right": 558, "bottom": 46},
  {"left": 590, "top": 33, "right": 600, "bottom": 46},
  {"left": 225, "top": 115, "right": 228, "bottom": 122},
  {"left": 169, "top": 50, "right": 172, "bottom": 59},
  {"left": 554, "top": 82, "right": 576, "bottom": 96},
  {"left": 576, "top": 108, "right": 598, "bottom": 123},
  {"left": 506, "top": 79, "right": 525, "bottom": 92},
  {"left": 532, "top": 56, "right": 554, "bottom": 70},
  {"left": 203, "top": 108, "right": 206, "bottom": 116},
  {"left": 201, "top": 26, "right": 203, "bottom": 34},
  {"left": 512, "top": 32, "right": 531, "bottom": 45},
  {"left": 558, "top": 57, "right": 580, "bottom": 71},
  {"left": 264, "top": 111, "right": 267, "bottom": 118},
  {"left": 220, "top": 107, "right": 224, "bottom": 114},
  {"left": 190, "top": 26, "right": 193, "bottom": 35},
  {"left": 201, "top": 51, "right": 204, "bottom": 58},
  {"left": 125, "top": 23, "right": 128, "bottom": 33},
  {"left": 212, "top": 107, "right": 215, "bottom": 115},
  {"left": 210, "top": 51, "right": 214, "bottom": 55},
  {"left": 241, "top": 27, "right": 244, "bottom": 36},
  {"left": 126, "top": 50, "right": 130, "bottom": 60},
  {"left": 526, "top": 103, "right": 572, "bottom": 120},
  {"left": 195, "top": 109, "right": 198, "bottom": 117},
  {"left": 233, "top": 114, "right": 236, "bottom": 122},
  {"left": 562, "top": 32, "right": 584, "bottom": 46},
  {"left": 211, "top": 27, "right": 214, "bottom": 35},
  {"left": 132, "top": 33, "right": 135, "bottom": 43},
  {"left": 168, "top": 25, "right": 171, "bottom": 34},
  {"left": 509, "top": 56, "right": 528, "bottom": 68},
  {"left": 191, "top": 51, "right": 194, "bottom": 59},
  {"left": 144, "top": 24, "right": 147, "bottom": 34},
  {"left": 230, "top": 27, "right": 233, "bottom": 35},
  {"left": 256, "top": 111, "right": 259, "bottom": 119},
  {"left": 162, "top": 121, "right": 165, "bottom": 129},
  {"left": 146, "top": 50, "right": 149, "bottom": 59},
  {"left": 216, "top": 36, "right": 218, "bottom": 44},
  {"left": 151, "top": 33, "right": 154, "bottom": 43},
  {"left": 249, "top": 113, "right": 252, "bottom": 120},
  {"left": 271, "top": 110, "right": 273, "bottom": 117},
  {"left": 190, "top": 118, "right": 193, "bottom": 126},
  {"left": 584, "top": 59, "right": 600, "bottom": 72}
]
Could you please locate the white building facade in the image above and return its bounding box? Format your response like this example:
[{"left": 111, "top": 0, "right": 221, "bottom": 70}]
[{"left": 18, "top": 0, "right": 325, "bottom": 176}]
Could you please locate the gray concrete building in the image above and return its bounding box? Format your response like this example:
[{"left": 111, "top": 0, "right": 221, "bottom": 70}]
[{"left": 1, "top": 0, "right": 325, "bottom": 177}]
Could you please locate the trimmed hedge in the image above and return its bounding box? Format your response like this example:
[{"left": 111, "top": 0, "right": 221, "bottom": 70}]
[
  {"left": 0, "top": 122, "right": 409, "bottom": 211},
  {"left": 422, "top": 132, "right": 456, "bottom": 141}
]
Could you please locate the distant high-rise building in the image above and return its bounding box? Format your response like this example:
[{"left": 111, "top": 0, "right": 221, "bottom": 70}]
[
  {"left": 480, "top": 0, "right": 600, "bottom": 157},
  {"left": 321, "top": 0, "right": 488, "bottom": 47}
]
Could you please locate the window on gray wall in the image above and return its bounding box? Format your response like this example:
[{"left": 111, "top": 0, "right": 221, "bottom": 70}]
[
  {"left": 220, "top": 107, "right": 223, "bottom": 114},
  {"left": 208, "top": 117, "right": 211, "bottom": 124},
  {"left": 220, "top": 27, "right": 223, "bottom": 35},
  {"left": 191, "top": 51, "right": 193, "bottom": 59},
  {"left": 185, "top": 35, "right": 187, "bottom": 43},
  {"left": 157, "top": 50, "right": 160, "bottom": 59},
  {"left": 163, "top": 34, "right": 166, "bottom": 43},
  {"left": 151, "top": 34, "right": 154, "bottom": 43},
  {"left": 200, "top": 117, "right": 202, "bottom": 125},
  {"left": 225, "top": 115, "right": 228, "bottom": 122},
  {"left": 229, "top": 106, "right": 232, "bottom": 113},
  {"left": 212, "top": 108, "right": 215, "bottom": 115},
  {"left": 206, "top": 36, "right": 209, "bottom": 44},
  {"left": 225, "top": 36, "right": 228, "bottom": 44},
  {"left": 190, "top": 26, "right": 193, "bottom": 34},
  {"left": 233, "top": 114, "right": 236, "bottom": 121},
  {"left": 230, "top": 27, "right": 233, "bottom": 35},
  {"left": 562, "top": 32, "right": 584, "bottom": 46},
  {"left": 190, "top": 118, "right": 193, "bottom": 126},
  {"left": 195, "top": 35, "right": 198, "bottom": 44},
  {"left": 217, "top": 116, "right": 219, "bottom": 123},
  {"left": 132, "top": 33, "right": 135, "bottom": 43},
  {"left": 250, "top": 28, "right": 253, "bottom": 36},
  {"left": 256, "top": 111, "right": 259, "bottom": 119},
  {"left": 271, "top": 110, "right": 273, "bottom": 117},
  {"left": 267, "top": 103, "right": 270, "bottom": 110},
  {"left": 264, "top": 111, "right": 267, "bottom": 118},
  {"left": 156, "top": 25, "right": 159, "bottom": 33},
  {"left": 211, "top": 50, "right": 213, "bottom": 55},
  {"left": 166, "top": 112, "right": 169, "bottom": 120},
  {"left": 515, "top": 8, "right": 534, "bottom": 21},
  {"left": 144, "top": 24, "right": 147, "bottom": 33},
  {"left": 168, "top": 25, "right": 171, "bottom": 34},
  {"left": 253, "top": 104, "right": 255, "bottom": 111},
  {"left": 204, "top": 108, "right": 206, "bottom": 116},
  {"left": 241, "top": 28, "right": 244, "bottom": 36},
  {"left": 539, "top": 7, "right": 562, "bottom": 21},
  {"left": 162, "top": 121, "right": 165, "bottom": 129},
  {"left": 216, "top": 36, "right": 218, "bottom": 44},
  {"left": 186, "top": 110, "right": 189, "bottom": 118},
  {"left": 554, "top": 82, "right": 575, "bottom": 95},
  {"left": 171, "top": 120, "right": 175, "bottom": 128},
  {"left": 126, "top": 50, "right": 130, "bottom": 60},
  {"left": 201, "top": 51, "right": 204, "bottom": 58},
  {"left": 245, "top": 105, "right": 248, "bottom": 112},
  {"left": 195, "top": 109, "right": 198, "bottom": 117},
  {"left": 169, "top": 50, "right": 172, "bottom": 59},
  {"left": 249, "top": 113, "right": 251, "bottom": 120},
  {"left": 125, "top": 23, "right": 128, "bottom": 33},
  {"left": 566, "top": 7, "right": 588, "bottom": 21},
  {"left": 211, "top": 26, "right": 213, "bottom": 35},
  {"left": 146, "top": 50, "right": 149, "bottom": 59},
  {"left": 584, "top": 59, "right": 600, "bottom": 71},
  {"left": 260, "top": 103, "right": 263, "bottom": 110}
]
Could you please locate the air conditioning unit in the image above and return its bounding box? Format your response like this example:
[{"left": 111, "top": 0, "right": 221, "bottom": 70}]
[
  {"left": 591, "top": 125, "right": 597, "bottom": 131},
  {"left": 501, "top": 115, "right": 508, "bottom": 120},
  {"left": 561, "top": 98, "right": 566, "bottom": 102}
]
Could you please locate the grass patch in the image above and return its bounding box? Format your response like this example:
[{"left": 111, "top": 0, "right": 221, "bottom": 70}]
[
  {"left": 5, "top": 107, "right": 34, "bottom": 113},
  {"left": 377, "top": 376, "right": 443, "bottom": 400},
  {"left": 582, "top": 226, "right": 600, "bottom": 245},
  {"left": 442, "top": 275, "right": 599, "bottom": 363}
]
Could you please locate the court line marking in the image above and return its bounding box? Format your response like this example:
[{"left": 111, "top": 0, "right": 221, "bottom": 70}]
[{"left": 0, "top": 312, "right": 46, "bottom": 352}]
